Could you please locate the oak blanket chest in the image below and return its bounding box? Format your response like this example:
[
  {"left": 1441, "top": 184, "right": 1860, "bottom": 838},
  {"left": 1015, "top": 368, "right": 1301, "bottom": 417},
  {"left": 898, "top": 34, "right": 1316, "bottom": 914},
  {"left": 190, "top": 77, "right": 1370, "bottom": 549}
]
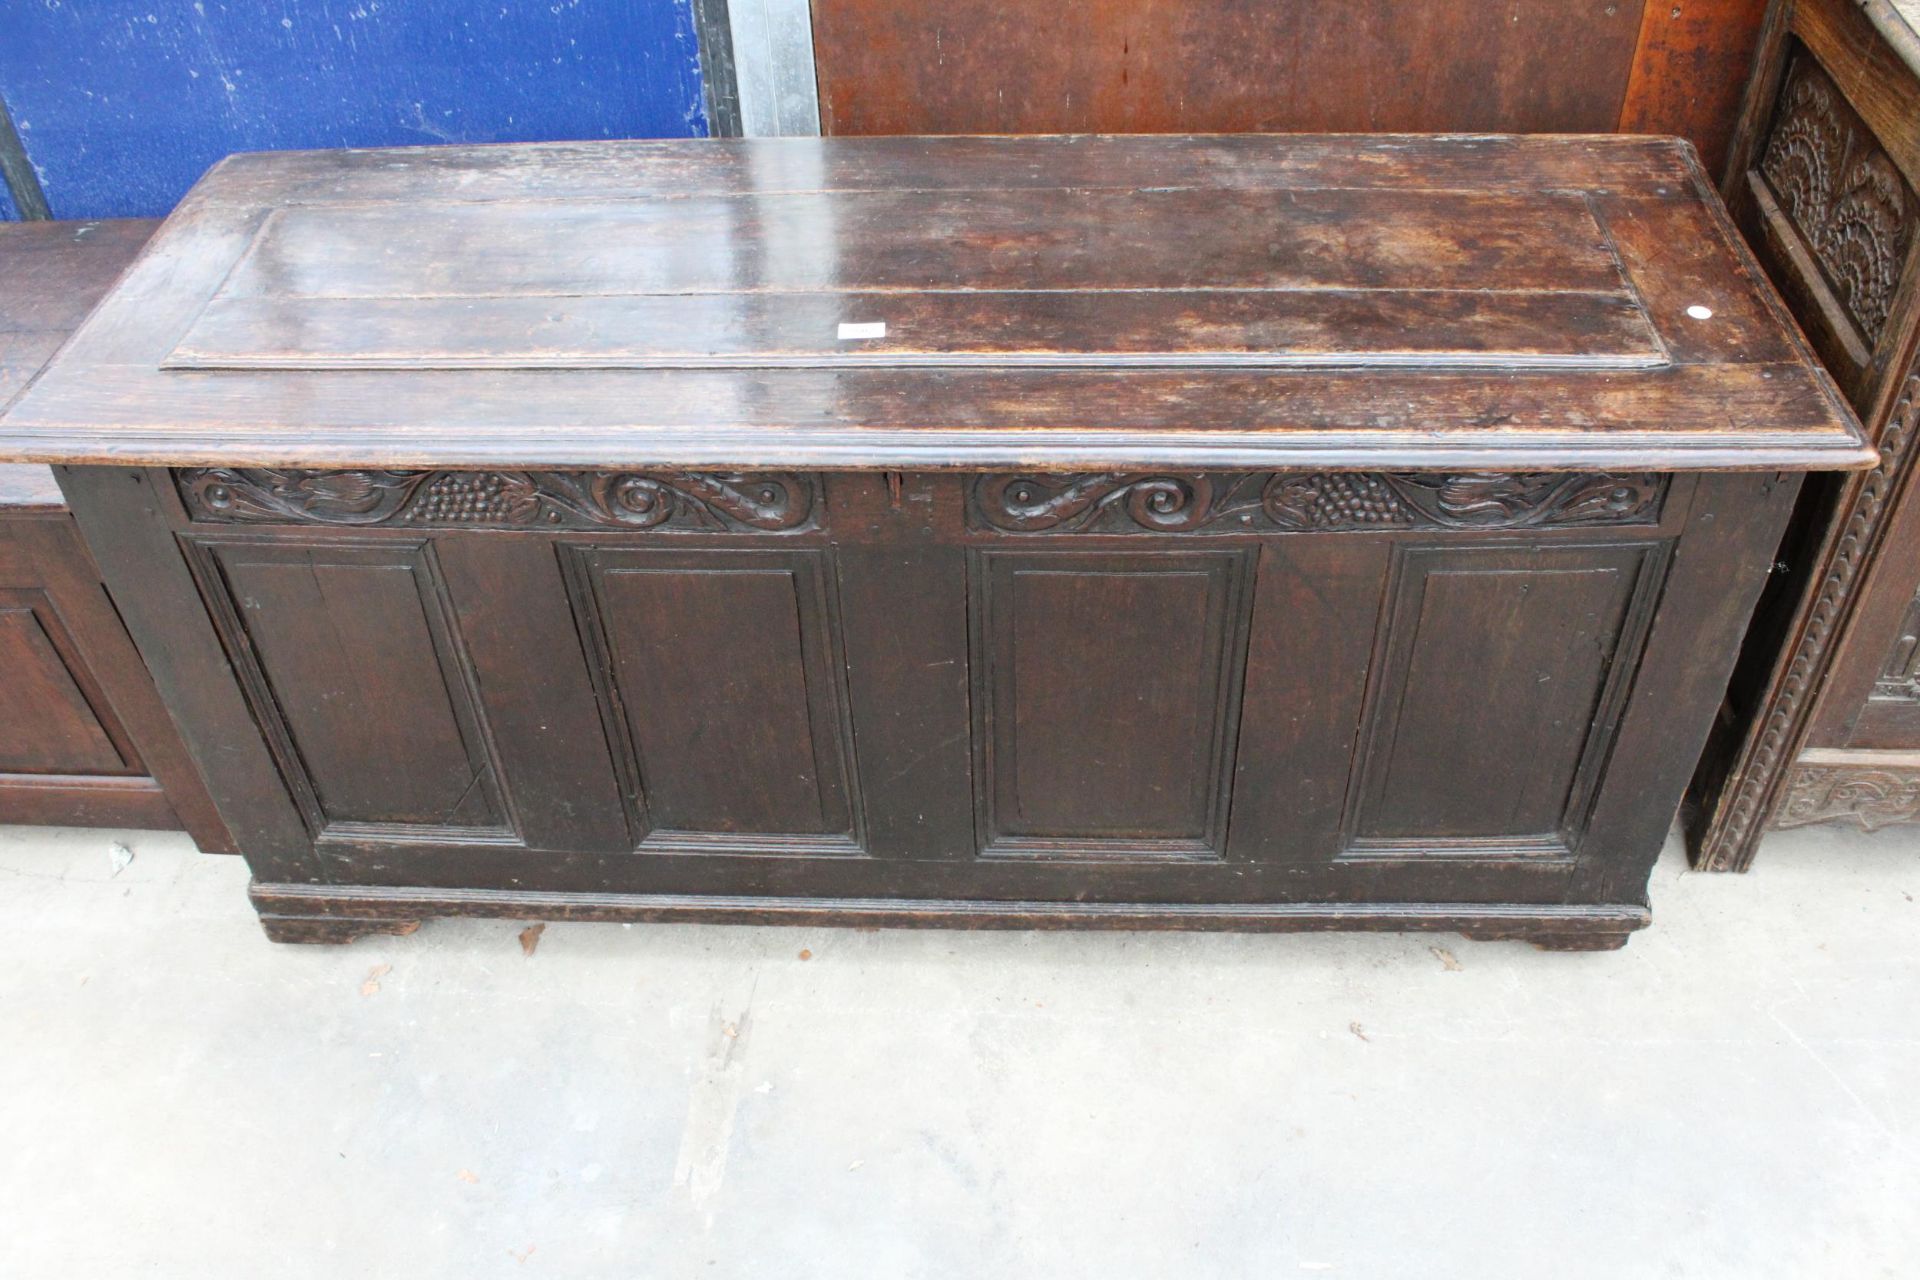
[{"left": 0, "top": 135, "right": 1868, "bottom": 949}]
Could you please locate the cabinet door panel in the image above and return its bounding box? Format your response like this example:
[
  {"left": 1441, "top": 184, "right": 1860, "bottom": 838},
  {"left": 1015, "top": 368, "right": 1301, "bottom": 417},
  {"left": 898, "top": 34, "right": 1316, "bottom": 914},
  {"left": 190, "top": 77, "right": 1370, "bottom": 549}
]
[
  {"left": 1845, "top": 578, "right": 1920, "bottom": 746},
  {"left": 200, "top": 539, "right": 510, "bottom": 840},
  {"left": 1346, "top": 543, "right": 1664, "bottom": 855},
  {"left": 0, "top": 591, "right": 128, "bottom": 774},
  {"left": 570, "top": 547, "right": 859, "bottom": 852},
  {"left": 971, "top": 549, "right": 1253, "bottom": 859},
  {"left": 1227, "top": 538, "right": 1393, "bottom": 864},
  {"left": 434, "top": 536, "right": 631, "bottom": 853}
]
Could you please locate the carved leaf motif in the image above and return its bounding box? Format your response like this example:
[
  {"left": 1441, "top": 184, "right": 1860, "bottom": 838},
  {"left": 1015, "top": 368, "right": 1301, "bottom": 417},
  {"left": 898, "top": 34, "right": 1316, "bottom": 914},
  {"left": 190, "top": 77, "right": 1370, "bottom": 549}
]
[
  {"left": 178, "top": 469, "right": 816, "bottom": 531},
  {"left": 184, "top": 468, "right": 427, "bottom": 524},
  {"left": 1260, "top": 472, "right": 1661, "bottom": 532},
  {"left": 1429, "top": 473, "right": 1541, "bottom": 523},
  {"left": 973, "top": 472, "right": 1661, "bottom": 533}
]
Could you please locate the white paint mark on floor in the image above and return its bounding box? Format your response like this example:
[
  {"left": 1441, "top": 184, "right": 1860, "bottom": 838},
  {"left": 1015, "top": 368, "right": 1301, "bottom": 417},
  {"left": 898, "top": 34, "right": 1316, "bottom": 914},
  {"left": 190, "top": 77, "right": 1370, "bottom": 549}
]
[{"left": 671, "top": 980, "right": 757, "bottom": 1205}]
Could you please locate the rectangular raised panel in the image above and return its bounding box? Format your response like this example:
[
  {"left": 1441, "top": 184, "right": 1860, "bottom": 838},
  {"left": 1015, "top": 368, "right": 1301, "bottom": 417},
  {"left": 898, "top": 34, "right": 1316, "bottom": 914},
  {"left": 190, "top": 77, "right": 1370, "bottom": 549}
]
[
  {"left": 0, "top": 592, "right": 128, "bottom": 774},
  {"left": 1344, "top": 543, "right": 1665, "bottom": 856},
  {"left": 167, "top": 189, "right": 1660, "bottom": 372},
  {"left": 1872, "top": 585, "right": 1920, "bottom": 703},
  {"left": 972, "top": 549, "right": 1253, "bottom": 859},
  {"left": 1842, "top": 582, "right": 1920, "bottom": 748},
  {"left": 568, "top": 547, "right": 860, "bottom": 853},
  {"left": 196, "top": 539, "right": 511, "bottom": 841}
]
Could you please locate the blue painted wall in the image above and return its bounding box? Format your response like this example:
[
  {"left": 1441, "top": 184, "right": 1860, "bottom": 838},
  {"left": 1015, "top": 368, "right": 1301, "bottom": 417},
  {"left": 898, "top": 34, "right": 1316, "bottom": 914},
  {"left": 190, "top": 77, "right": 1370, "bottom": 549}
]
[
  {"left": 0, "top": 0, "right": 708, "bottom": 220},
  {"left": 0, "top": 172, "right": 17, "bottom": 221}
]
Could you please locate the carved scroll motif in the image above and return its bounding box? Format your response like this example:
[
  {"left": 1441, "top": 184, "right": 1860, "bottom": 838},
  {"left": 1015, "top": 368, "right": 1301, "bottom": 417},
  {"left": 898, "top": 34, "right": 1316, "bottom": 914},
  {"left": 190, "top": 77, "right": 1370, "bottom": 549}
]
[
  {"left": 970, "top": 472, "right": 1663, "bottom": 534},
  {"left": 178, "top": 469, "right": 816, "bottom": 532},
  {"left": 1777, "top": 762, "right": 1920, "bottom": 833},
  {"left": 1760, "top": 57, "right": 1917, "bottom": 345},
  {"left": 971, "top": 473, "right": 1227, "bottom": 532}
]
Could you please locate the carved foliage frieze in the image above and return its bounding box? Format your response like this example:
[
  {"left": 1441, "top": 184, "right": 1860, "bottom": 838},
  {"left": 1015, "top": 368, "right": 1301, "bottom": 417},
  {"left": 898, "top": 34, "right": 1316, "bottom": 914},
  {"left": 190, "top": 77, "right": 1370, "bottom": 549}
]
[
  {"left": 1760, "top": 55, "right": 1917, "bottom": 345},
  {"left": 177, "top": 468, "right": 817, "bottom": 532},
  {"left": 1777, "top": 762, "right": 1920, "bottom": 833},
  {"left": 969, "top": 471, "right": 1663, "bottom": 534}
]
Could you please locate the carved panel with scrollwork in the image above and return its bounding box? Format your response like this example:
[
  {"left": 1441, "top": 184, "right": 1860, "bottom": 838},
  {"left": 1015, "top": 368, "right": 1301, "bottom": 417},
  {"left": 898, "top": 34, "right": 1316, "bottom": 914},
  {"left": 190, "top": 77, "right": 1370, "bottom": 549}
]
[
  {"left": 176, "top": 468, "right": 818, "bottom": 532},
  {"left": 968, "top": 471, "right": 1664, "bottom": 534},
  {"left": 1759, "top": 54, "right": 1917, "bottom": 346},
  {"left": 1777, "top": 760, "right": 1920, "bottom": 832}
]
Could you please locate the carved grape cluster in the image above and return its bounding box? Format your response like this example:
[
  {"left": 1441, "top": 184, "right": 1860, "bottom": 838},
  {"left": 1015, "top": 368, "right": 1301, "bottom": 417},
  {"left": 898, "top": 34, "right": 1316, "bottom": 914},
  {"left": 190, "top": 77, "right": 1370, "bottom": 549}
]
[
  {"left": 414, "top": 473, "right": 527, "bottom": 523},
  {"left": 1269, "top": 473, "right": 1407, "bottom": 527}
]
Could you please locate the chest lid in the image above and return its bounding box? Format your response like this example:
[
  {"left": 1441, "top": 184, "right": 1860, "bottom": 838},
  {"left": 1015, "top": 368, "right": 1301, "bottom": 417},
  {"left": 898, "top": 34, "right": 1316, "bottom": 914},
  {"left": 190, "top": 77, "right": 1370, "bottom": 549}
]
[{"left": 0, "top": 135, "right": 1870, "bottom": 472}]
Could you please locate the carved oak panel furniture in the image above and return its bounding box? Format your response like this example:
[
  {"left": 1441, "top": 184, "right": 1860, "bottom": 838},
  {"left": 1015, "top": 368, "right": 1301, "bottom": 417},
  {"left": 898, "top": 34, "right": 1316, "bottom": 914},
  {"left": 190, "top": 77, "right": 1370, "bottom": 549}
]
[
  {"left": 0, "top": 219, "right": 230, "bottom": 846},
  {"left": 1684, "top": 0, "right": 1920, "bottom": 867},
  {"left": 0, "top": 135, "right": 1864, "bottom": 948}
]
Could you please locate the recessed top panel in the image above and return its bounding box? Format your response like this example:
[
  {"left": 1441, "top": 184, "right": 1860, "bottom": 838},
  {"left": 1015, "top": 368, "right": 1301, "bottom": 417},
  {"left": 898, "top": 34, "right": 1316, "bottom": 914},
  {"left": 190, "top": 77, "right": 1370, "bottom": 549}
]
[{"left": 167, "top": 188, "right": 1660, "bottom": 371}]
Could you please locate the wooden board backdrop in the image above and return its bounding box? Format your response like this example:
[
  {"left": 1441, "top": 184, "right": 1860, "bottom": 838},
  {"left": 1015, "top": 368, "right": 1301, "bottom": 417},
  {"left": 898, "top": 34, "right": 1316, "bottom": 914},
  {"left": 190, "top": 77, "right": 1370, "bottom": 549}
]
[{"left": 812, "top": 0, "right": 1768, "bottom": 174}]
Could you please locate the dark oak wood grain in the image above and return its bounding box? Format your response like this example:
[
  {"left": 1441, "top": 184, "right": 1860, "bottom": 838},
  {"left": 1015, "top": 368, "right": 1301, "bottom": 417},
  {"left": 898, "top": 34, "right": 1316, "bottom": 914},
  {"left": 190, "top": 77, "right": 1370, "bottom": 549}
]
[
  {"left": 15, "top": 136, "right": 1848, "bottom": 946},
  {"left": 0, "top": 220, "right": 232, "bottom": 847},
  {"left": 0, "top": 136, "right": 1867, "bottom": 473},
  {"left": 810, "top": 0, "right": 1768, "bottom": 175},
  {"left": 1620, "top": 0, "right": 1773, "bottom": 174}
]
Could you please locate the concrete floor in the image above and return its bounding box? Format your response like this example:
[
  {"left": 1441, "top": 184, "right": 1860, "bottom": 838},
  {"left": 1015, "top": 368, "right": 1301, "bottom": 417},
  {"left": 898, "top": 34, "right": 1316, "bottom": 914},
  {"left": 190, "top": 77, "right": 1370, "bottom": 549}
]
[{"left": 1, "top": 824, "right": 1916, "bottom": 1278}]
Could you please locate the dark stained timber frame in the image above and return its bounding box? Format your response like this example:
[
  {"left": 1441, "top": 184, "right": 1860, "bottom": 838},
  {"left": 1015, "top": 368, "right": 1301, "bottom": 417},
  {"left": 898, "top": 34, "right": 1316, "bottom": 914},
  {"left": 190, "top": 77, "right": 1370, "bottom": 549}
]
[{"left": 1684, "top": 0, "right": 1920, "bottom": 868}]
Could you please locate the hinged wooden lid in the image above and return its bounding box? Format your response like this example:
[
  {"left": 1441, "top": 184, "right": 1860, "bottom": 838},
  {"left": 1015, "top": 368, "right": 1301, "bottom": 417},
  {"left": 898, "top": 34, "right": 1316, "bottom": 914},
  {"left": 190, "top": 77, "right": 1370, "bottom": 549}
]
[{"left": 0, "top": 135, "right": 1871, "bottom": 472}]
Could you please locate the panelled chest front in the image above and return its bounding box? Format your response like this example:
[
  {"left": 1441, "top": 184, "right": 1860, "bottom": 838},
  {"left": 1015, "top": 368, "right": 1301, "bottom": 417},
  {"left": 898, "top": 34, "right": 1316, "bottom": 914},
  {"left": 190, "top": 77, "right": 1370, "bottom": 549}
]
[{"left": 0, "top": 135, "right": 1868, "bottom": 948}]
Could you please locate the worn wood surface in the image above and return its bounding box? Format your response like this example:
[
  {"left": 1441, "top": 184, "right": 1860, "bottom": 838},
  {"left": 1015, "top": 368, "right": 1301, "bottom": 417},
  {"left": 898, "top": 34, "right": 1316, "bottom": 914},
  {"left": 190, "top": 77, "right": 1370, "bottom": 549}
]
[
  {"left": 22, "top": 136, "right": 1838, "bottom": 943},
  {"left": 0, "top": 136, "right": 1867, "bottom": 472},
  {"left": 0, "top": 220, "right": 233, "bottom": 848},
  {"left": 812, "top": 0, "right": 1646, "bottom": 136},
  {"left": 1, "top": 220, "right": 160, "bottom": 508},
  {"left": 1686, "top": 0, "right": 1920, "bottom": 867},
  {"left": 250, "top": 881, "right": 1647, "bottom": 951},
  {"left": 811, "top": 0, "right": 1768, "bottom": 173},
  {"left": 1620, "top": 0, "right": 1773, "bottom": 174},
  {"left": 63, "top": 458, "right": 1798, "bottom": 948}
]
